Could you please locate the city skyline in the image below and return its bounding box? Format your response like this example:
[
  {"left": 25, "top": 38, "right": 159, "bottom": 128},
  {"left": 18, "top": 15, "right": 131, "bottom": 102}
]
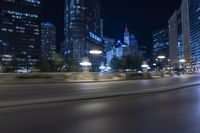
[
  {"left": 42, "top": 0, "right": 182, "bottom": 51},
  {"left": 2, "top": 1, "right": 200, "bottom": 133},
  {"left": 2, "top": 0, "right": 200, "bottom": 72}
]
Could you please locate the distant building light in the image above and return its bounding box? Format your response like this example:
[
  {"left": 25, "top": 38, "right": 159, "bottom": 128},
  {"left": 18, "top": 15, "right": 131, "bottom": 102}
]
[
  {"left": 179, "top": 59, "right": 186, "bottom": 63},
  {"left": 2, "top": 55, "right": 12, "bottom": 58},
  {"left": 122, "top": 44, "right": 128, "bottom": 47}
]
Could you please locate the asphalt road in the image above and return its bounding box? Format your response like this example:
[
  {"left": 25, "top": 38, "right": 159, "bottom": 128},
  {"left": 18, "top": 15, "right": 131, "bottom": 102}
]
[
  {"left": 1, "top": 85, "right": 200, "bottom": 133},
  {"left": 0, "top": 75, "right": 200, "bottom": 104}
]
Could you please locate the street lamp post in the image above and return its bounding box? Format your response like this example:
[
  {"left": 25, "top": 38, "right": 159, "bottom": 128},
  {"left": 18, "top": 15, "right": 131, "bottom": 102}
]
[
  {"left": 89, "top": 50, "right": 102, "bottom": 55},
  {"left": 156, "top": 55, "right": 166, "bottom": 71},
  {"left": 156, "top": 55, "right": 166, "bottom": 77},
  {"left": 80, "top": 57, "right": 92, "bottom": 72},
  {"left": 179, "top": 59, "right": 186, "bottom": 68},
  {"left": 89, "top": 50, "right": 103, "bottom": 72},
  {"left": 157, "top": 56, "right": 166, "bottom": 60}
]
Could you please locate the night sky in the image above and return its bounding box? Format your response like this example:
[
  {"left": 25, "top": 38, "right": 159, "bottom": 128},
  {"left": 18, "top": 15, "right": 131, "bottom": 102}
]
[{"left": 42, "top": 0, "right": 182, "bottom": 52}]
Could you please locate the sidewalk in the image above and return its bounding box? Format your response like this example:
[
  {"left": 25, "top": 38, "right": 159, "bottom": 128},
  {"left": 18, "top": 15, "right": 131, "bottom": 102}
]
[{"left": 0, "top": 75, "right": 199, "bottom": 108}]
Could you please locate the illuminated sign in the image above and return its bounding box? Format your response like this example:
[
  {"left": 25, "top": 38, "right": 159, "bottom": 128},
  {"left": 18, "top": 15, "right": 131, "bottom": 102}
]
[{"left": 89, "top": 32, "right": 102, "bottom": 43}]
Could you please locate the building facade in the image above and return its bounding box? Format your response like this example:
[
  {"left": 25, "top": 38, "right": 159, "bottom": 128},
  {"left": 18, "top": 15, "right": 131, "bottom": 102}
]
[
  {"left": 124, "top": 25, "right": 130, "bottom": 46},
  {"left": 64, "top": 0, "right": 103, "bottom": 71},
  {"left": 123, "top": 25, "right": 138, "bottom": 56},
  {"left": 153, "top": 28, "right": 169, "bottom": 61},
  {"left": 0, "top": 0, "right": 41, "bottom": 72},
  {"left": 41, "top": 22, "right": 56, "bottom": 61},
  {"left": 189, "top": 0, "right": 200, "bottom": 66},
  {"left": 181, "top": 0, "right": 191, "bottom": 65},
  {"left": 169, "top": 9, "right": 184, "bottom": 67},
  {"left": 169, "top": 0, "right": 200, "bottom": 69},
  {"left": 130, "top": 33, "right": 138, "bottom": 55},
  {"left": 103, "top": 37, "right": 115, "bottom": 53}
]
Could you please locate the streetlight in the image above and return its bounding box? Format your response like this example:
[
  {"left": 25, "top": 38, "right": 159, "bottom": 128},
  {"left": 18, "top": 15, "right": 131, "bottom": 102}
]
[
  {"left": 156, "top": 55, "right": 166, "bottom": 72},
  {"left": 89, "top": 50, "right": 103, "bottom": 72},
  {"left": 80, "top": 57, "right": 92, "bottom": 72},
  {"left": 80, "top": 61, "right": 92, "bottom": 67},
  {"left": 99, "top": 62, "right": 106, "bottom": 72},
  {"left": 179, "top": 59, "right": 186, "bottom": 69},
  {"left": 89, "top": 50, "right": 102, "bottom": 55},
  {"left": 157, "top": 55, "right": 166, "bottom": 59}
]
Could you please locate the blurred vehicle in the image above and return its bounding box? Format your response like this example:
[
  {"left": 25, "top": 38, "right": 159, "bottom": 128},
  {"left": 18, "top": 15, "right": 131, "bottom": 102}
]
[{"left": 171, "top": 68, "right": 185, "bottom": 76}]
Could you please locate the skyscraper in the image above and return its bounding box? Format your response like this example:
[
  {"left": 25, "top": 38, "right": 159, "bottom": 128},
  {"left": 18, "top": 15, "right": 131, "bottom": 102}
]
[
  {"left": 124, "top": 25, "right": 130, "bottom": 46},
  {"left": 64, "top": 0, "right": 103, "bottom": 71},
  {"left": 169, "top": 0, "right": 200, "bottom": 69},
  {"left": 189, "top": 0, "right": 200, "bottom": 65},
  {"left": 104, "top": 37, "right": 115, "bottom": 53},
  {"left": 41, "top": 22, "right": 56, "bottom": 61},
  {"left": 123, "top": 25, "right": 138, "bottom": 56},
  {"left": 181, "top": 0, "right": 191, "bottom": 65},
  {"left": 0, "top": 0, "right": 41, "bottom": 71},
  {"left": 130, "top": 33, "right": 138, "bottom": 55},
  {"left": 169, "top": 9, "right": 184, "bottom": 67},
  {"left": 153, "top": 27, "right": 169, "bottom": 61}
]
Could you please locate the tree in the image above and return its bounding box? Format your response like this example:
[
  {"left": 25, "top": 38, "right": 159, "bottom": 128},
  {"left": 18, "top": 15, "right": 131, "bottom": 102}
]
[
  {"left": 127, "top": 55, "right": 143, "bottom": 69},
  {"left": 110, "top": 55, "right": 143, "bottom": 71},
  {"left": 36, "top": 56, "right": 51, "bottom": 72},
  {"left": 64, "top": 58, "right": 79, "bottom": 72},
  {"left": 51, "top": 53, "right": 64, "bottom": 72},
  {"left": 110, "top": 56, "right": 121, "bottom": 71}
]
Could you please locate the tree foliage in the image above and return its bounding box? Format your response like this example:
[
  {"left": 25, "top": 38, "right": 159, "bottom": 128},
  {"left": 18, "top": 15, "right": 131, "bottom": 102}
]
[
  {"left": 36, "top": 53, "right": 64, "bottom": 72},
  {"left": 110, "top": 55, "right": 143, "bottom": 71},
  {"left": 63, "top": 58, "right": 79, "bottom": 72}
]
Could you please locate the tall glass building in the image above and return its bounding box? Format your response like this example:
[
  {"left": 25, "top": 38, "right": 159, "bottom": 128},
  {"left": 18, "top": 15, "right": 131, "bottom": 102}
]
[
  {"left": 0, "top": 0, "right": 41, "bottom": 71},
  {"left": 153, "top": 27, "right": 169, "bottom": 61},
  {"left": 64, "top": 0, "right": 103, "bottom": 71},
  {"left": 41, "top": 22, "right": 56, "bottom": 61},
  {"left": 189, "top": 0, "right": 200, "bottom": 65}
]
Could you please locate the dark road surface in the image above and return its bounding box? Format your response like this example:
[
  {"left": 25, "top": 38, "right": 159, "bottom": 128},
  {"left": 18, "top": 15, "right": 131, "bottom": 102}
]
[
  {"left": 1, "top": 85, "right": 200, "bottom": 133},
  {"left": 1, "top": 75, "right": 200, "bottom": 104}
]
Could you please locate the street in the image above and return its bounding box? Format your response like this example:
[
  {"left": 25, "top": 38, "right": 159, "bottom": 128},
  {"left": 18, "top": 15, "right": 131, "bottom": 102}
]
[
  {"left": 0, "top": 75, "right": 200, "bottom": 105},
  {"left": 1, "top": 85, "right": 200, "bottom": 133}
]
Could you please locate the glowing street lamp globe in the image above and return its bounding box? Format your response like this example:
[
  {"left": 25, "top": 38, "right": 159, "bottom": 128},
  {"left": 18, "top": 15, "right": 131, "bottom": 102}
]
[
  {"left": 80, "top": 62, "right": 92, "bottom": 67},
  {"left": 89, "top": 50, "right": 102, "bottom": 55},
  {"left": 157, "top": 56, "right": 166, "bottom": 59},
  {"left": 80, "top": 57, "right": 92, "bottom": 67}
]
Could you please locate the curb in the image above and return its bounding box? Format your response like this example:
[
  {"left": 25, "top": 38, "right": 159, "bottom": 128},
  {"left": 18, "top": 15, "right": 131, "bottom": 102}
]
[{"left": 0, "top": 82, "right": 200, "bottom": 108}]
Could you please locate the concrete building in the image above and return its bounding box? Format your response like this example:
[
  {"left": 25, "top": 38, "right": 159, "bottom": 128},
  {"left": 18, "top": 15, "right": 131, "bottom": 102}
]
[
  {"left": 189, "top": 0, "right": 200, "bottom": 67},
  {"left": 181, "top": 0, "right": 191, "bottom": 66},
  {"left": 169, "top": 9, "right": 184, "bottom": 67},
  {"left": 169, "top": 0, "right": 200, "bottom": 69}
]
